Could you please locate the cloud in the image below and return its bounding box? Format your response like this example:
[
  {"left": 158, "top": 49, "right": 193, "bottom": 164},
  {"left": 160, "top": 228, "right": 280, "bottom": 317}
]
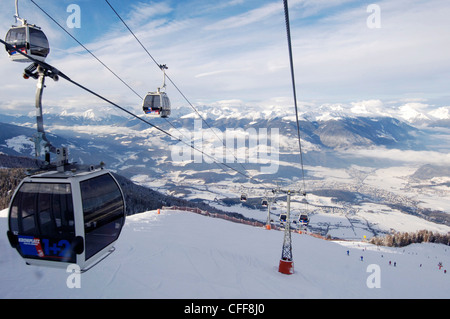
[
  {"left": 350, "top": 100, "right": 385, "bottom": 115},
  {"left": 125, "top": 1, "right": 173, "bottom": 28},
  {"left": 429, "top": 107, "right": 450, "bottom": 120},
  {"left": 204, "top": 2, "right": 282, "bottom": 31},
  {"left": 346, "top": 148, "right": 450, "bottom": 165},
  {"left": 0, "top": 0, "right": 449, "bottom": 117},
  {"left": 195, "top": 69, "right": 240, "bottom": 78}
]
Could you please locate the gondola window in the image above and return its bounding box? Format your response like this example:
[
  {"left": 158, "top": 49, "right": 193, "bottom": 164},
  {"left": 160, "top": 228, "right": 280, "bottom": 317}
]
[{"left": 80, "top": 174, "right": 125, "bottom": 260}]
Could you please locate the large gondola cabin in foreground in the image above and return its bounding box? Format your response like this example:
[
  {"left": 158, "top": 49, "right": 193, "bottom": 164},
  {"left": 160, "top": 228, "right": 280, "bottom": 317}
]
[{"left": 7, "top": 168, "right": 126, "bottom": 271}]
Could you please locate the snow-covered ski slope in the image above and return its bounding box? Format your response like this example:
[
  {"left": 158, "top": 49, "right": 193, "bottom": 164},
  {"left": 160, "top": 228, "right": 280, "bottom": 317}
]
[{"left": 0, "top": 209, "right": 449, "bottom": 299}]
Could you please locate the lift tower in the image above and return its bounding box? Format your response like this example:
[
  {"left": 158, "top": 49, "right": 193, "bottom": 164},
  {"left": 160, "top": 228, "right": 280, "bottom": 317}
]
[{"left": 273, "top": 188, "right": 305, "bottom": 275}]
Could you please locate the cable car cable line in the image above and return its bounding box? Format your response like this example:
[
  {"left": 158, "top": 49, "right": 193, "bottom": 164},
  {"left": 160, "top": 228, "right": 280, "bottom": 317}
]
[
  {"left": 104, "top": 0, "right": 251, "bottom": 176},
  {"left": 30, "top": 0, "right": 229, "bottom": 162},
  {"left": 282, "top": 0, "right": 307, "bottom": 195},
  {"left": 27, "top": 0, "right": 194, "bottom": 144},
  {"left": 29, "top": 0, "right": 143, "bottom": 101},
  {"left": 29, "top": 0, "right": 260, "bottom": 189},
  {"left": 11, "top": 1, "right": 290, "bottom": 199},
  {"left": 9, "top": 1, "right": 262, "bottom": 193},
  {"left": 2, "top": 1, "right": 310, "bottom": 272},
  {"left": 1, "top": 38, "right": 259, "bottom": 185},
  {"left": 63, "top": 73, "right": 260, "bottom": 183}
]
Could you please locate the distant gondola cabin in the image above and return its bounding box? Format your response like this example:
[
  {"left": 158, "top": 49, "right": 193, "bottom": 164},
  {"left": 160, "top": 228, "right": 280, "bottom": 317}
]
[
  {"left": 142, "top": 90, "right": 171, "bottom": 118},
  {"left": 299, "top": 214, "right": 309, "bottom": 226}
]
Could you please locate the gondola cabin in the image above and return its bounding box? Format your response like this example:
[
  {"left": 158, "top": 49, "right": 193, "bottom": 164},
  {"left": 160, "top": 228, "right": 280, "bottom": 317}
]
[
  {"left": 6, "top": 168, "right": 126, "bottom": 271},
  {"left": 240, "top": 193, "right": 247, "bottom": 202},
  {"left": 5, "top": 24, "right": 50, "bottom": 63},
  {"left": 261, "top": 199, "right": 268, "bottom": 207},
  {"left": 279, "top": 214, "right": 287, "bottom": 223},
  {"left": 299, "top": 214, "right": 309, "bottom": 226},
  {"left": 142, "top": 90, "right": 171, "bottom": 118}
]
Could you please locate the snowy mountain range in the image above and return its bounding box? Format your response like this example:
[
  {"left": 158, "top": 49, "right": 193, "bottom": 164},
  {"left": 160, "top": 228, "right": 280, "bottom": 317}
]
[
  {"left": 0, "top": 101, "right": 436, "bottom": 153},
  {"left": 3, "top": 98, "right": 449, "bottom": 125},
  {"left": 177, "top": 100, "right": 450, "bottom": 126},
  {"left": 1, "top": 101, "right": 449, "bottom": 241}
]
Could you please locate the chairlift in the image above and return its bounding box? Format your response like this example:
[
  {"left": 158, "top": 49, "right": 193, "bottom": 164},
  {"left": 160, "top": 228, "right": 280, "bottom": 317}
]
[
  {"left": 6, "top": 168, "right": 126, "bottom": 271},
  {"left": 4, "top": 1, "right": 50, "bottom": 63}
]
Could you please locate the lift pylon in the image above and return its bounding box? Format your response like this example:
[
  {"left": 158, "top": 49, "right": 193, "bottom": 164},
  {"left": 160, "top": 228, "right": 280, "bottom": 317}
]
[{"left": 273, "top": 188, "right": 305, "bottom": 275}]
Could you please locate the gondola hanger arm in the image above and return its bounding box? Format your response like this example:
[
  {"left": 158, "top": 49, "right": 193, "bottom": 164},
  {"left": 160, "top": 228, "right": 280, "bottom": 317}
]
[
  {"left": 14, "top": 0, "right": 27, "bottom": 25},
  {"left": 159, "top": 64, "right": 168, "bottom": 91}
]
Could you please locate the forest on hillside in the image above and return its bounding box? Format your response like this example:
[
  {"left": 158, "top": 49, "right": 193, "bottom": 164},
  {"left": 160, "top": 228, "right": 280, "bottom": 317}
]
[
  {"left": 0, "top": 168, "right": 28, "bottom": 210},
  {"left": 370, "top": 229, "right": 450, "bottom": 247}
]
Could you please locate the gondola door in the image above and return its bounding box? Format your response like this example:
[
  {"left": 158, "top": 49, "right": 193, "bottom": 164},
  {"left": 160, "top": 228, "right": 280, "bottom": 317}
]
[
  {"left": 7, "top": 179, "right": 83, "bottom": 267},
  {"left": 78, "top": 171, "right": 125, "bottom": 268}
]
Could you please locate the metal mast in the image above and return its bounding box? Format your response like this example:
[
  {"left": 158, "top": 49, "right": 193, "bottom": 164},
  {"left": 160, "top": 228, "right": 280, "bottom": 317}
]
[
  {"left": 273, "top": 188, "right": 304, "bottom": 274},
  {"left": 23, "top": 63, "right": 67, "bottom": 171},
  {"left": 265, "top": 200, "right": 272, "bottom": 230},
  {"left": 281, "top": 190, "right": 293, "bottom": 261}
]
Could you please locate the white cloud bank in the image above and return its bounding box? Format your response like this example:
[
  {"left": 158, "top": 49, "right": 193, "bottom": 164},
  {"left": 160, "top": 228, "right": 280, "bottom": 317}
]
[{"left": 0, "top": 0, "right": 449, "bottom": 116}]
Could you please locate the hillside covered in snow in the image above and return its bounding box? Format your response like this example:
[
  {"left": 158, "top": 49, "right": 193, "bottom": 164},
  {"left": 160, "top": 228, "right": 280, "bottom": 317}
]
[{"left": 1, "top": 208, "right": 449, "bottom": 300}]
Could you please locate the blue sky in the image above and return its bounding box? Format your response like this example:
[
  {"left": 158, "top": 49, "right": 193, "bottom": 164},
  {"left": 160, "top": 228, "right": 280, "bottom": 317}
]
[{"left": 1, "top": 0, "right": 449, "bottom": 117}]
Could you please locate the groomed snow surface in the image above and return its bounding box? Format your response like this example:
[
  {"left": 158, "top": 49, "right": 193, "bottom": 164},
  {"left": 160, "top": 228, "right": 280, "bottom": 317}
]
[{"left": 0, "top": 209, "right": 449, "bottom": 299}]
